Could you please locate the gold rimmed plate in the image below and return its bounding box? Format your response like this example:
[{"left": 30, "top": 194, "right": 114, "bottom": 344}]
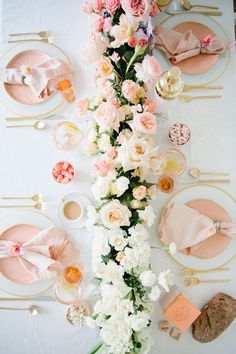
[
  {"left": 0, "top": 41, "right": 71, "bottom": 117},
  {"left": 154, "top": 13, "right": 231, "bottom": 85},
  {"left": 159, "top": 184, "right": 236, "bottom": 270},
  {"left": 0, "top": 209, "right": 56, "bottom": 297}
]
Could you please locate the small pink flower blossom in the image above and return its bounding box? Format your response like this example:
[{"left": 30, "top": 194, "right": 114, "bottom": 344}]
[
  {"left": 76, "top": 98, "right": 89, "bottom": 115},
  {"left": 122, "top": 80, "right": 140, "bottom": 102},
  {"left": 93, "top": 16, "right": 104, "bottom": 32},
  {"left": 109, "top": 52, "right": 120, "bottom": 62},
  {"left": 9, "top": 242, "right": 22, "bottom": 257},
  {"left": 128, "top": 35, "right": 138, "bottom": 48},
  {"left": 82, "top": 1, "right": 93, "bottom": 13},
  {"left": 94, "top": 159, "right": 112, "bottom": 176},
  {"left": 105, "top": 0, "right": 121, "bottom": 14},
  {"left": 93, "top": 0, "right": 103, "bottom": 13},
  {"left": 106, "top": 147, "right": 117, "bottom": 160},
  {"left": 150, "top": 1, "right": 160, "bottom": 17},
  {"left": 200, "top": 34, "right": 213, "bottom": 48},
  {"left": 104, "top": 18, "right": 112, "bottom": 32},
  {"left": 144, "top": 98, "right": 157, "bottom": 113},
  {"left": 138, "top": 38, "right": 147, "bottom": 49}
]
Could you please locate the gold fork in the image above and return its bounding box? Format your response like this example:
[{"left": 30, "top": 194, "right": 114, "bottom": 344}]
[
  {"left": 185, "top": 277, "right": 230, "bottom": 287},
  {"left": 183, "top": 84, "right": 223, "bottom": 93},
  {"left": 0, "top": 203, "right": 47, "bottom": 211},
  {"left": 1, "top": 194, "right": 42, "bottom": 202},
  {"left": 9, "top": 30, "right": 50, "bottom": 38},
  {"left": 8, "top": 38, "right": 50, "bottom": 44},
  {"left": 180, "top": 95, "right": 222, "bottom": 103},
  {"left": 181, "top": 267, "right": 230, "bottom": 276}
]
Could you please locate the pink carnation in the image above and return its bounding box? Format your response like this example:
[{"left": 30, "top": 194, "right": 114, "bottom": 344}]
[
  {"left": 105, "top": 0, "right": 121, "bottom": 14},
  {"left": 93, "top": 0, "right": 103, "bottom": 13},
  {"left": 128, "top": 35, "right": 138, "bottom": 48},
  {"left": 104, "top": 18, "right": 112, "bottom": 32},
  {"left": 121, "top": 0, "right": 149, "bottom": 21},
  {"left": 94, "top": 159, "right": 112, "bottom": 176},
  {"left": 133, "top": 112, "right": 156, "bottom": 134},
  {"left": 93, "top": 16, "right": 104, "bottom": 32}
]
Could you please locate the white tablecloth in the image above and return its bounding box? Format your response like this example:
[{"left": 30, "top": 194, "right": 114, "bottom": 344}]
[{"left": 0, "top": 0, "right": 235, "bottom": 353}]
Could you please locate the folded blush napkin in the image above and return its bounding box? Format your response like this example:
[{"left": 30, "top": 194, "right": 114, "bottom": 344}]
[
  {"left": 159, "top": 203, "right": 236, "bottom": 253},
  {"left": 155, "top": 26, "right": 232, "bottom": 64},
  {"left": 0, "top": 226, "right": 78, "bottom": 281},
  {"left": 0, "top": 58, "right": 73, "bottom": 98}
]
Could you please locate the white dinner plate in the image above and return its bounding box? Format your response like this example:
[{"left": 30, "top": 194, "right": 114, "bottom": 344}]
[
  {"left": 159, "top": 184, "right": 236, "bottom": 270},
  {"left": 0, "top": 41, "right": 71, "bottom": 117},
  {"left": 155, "top": 13, "right": 231, "bottom": 85},
  {"left": 0, "top": 209, "right": 56, "bottom": 297}
]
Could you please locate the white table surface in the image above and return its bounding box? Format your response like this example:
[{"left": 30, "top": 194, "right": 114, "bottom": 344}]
[{"left": 0, "top": 0, "right": 235, "bottom": 353}]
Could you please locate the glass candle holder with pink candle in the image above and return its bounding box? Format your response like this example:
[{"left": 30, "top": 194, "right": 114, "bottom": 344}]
[{"left": 56, "top": 79, "right": 75, "bottom": 103}]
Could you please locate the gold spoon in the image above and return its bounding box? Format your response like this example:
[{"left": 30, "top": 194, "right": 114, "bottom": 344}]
[
  {"left": 9, "top": 30, "right": 50, "bottom": 38},
  {"left": 182, "top": 84, "right": 223, "bottom": 93},
  {"left": 181, "top": 267, "right": 230, "bottom": 276},
  {"left": 1, "top": 194, "right": 42, "bottom": 202},
  {"left": 6, "top": 121, "right": 47, "bottom": 131},
  {"left": 190, "top": 168, "right": 229, "bottom": 178},
  {"left": 0, "top": 305, "right": 39, "bottom": 315},
  {"left": 0, "top": 203, "right": 47, "bottom": 211},
  {"left": 180, "top": 95, "right": 222, "bottom": 103},
  {"left": 185, "top": 277, "right": 230, "bottom": 286},
  {"left": 182, "top": 0, "right": 219, "bottom": 10}
]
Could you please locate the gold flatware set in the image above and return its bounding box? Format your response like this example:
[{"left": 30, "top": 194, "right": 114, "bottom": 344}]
[
  {"left": 6, "top": 121, "right": 47, "bottom": 131},
  {"left": 182, "top": 267, "right": 231, "bottom": 287},
  {"left": 185, "top": 277, "right": 230, "bottom": 287},
  {"left": 0, "top": 195, "right": 46, "bottom": 210},
  {"left": 0, "top": 305, "right": 40, "bottom": 315}
]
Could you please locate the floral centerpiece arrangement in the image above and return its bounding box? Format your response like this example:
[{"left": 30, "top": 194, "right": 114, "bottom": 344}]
[{"left": 79, "top": 1, "right": 175, "bottom": 353}]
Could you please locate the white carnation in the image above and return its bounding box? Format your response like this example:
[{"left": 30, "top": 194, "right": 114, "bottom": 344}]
[
  {"left": 101, "top": 260, "right": 124, "bottom": 284},
  {"left": 148, "top": 285, "right": 161, "bottom": 301},
  {"left": 91, "top": 176, "right": 111, "bottom": 200},
  {"left": 108, "top": 229, "right": 128, "bottom": 251},
  {"left": 98, "top": 134, "right": 111, "bottom": 152},
  {"left": 140, "top": 270, "right": 157, "bottom": 287},
  {"left": 138, "top": 205, "right": 156, "bottom": 227},
  {"left": 85, "top": 205, "right": 99, "bottom": 230},
  {"left": 129, "top": 311, "right": 150, "bottom": 331},
  {"left": 128, "top": 224, "right": 149, "bottom": 246}
]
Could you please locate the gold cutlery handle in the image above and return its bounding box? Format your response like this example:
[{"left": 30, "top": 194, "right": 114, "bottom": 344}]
[
  {"left": 9, "top": 32, "right": 38, "bottom": 36},
  {"left": 198, "top": 179, "right": 231, "bottom": 183},
  {"left": 0, "top": 306, "right": 28, "bottom": 310},
  {"left": 6, "top": 125, "right": 34, "bottom": 128},
  {"left": 2, "top": 197, "right": 32, "bottom": 200},
  {"left": 196, "top": 267, "right": 230, "bottom": 274},
  {"left": 5, "top": 115, "right": 54, "bottom": 121},
  {"left": 200, "top": 279, "right": 230, "bottom": 283},
  {"left": 8, "top": 38, "right": 48, "bottom": 43},
  {"left": 201, "top": 172, "right": 229, "bottom": 176},
  {"left": 191, "top": 95, "right": 222, "bottom": 99},
  {"left": 191, "top": 5, "right": 219, "bottom": 9},
  {"left": 183, "top": 85, "right": 223, "bottom": 92},
  {"left": 0, "top": 205, "right": 35, "bottom": 208},
  {"left": 191, "top": 11, "right": 222, "bottom": 16}
]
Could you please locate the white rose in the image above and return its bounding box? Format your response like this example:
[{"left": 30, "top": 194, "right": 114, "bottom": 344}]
[
  {"left": 112, "top": 176, "right": 130, "bottom": 197},
  {"left": 108, "top": 228, "right": 128, "bottom": 251},
  {"left": 140, "top": 270, "right": 157, "bottom": 287},
  {"left": 129, "top": 311, "right": 150, "bottom": 331},
  {"left": 133, "top": 185, "right": 147, "bottom": 200},
  {"left": 93, "top": 234, "right": 111, "bottom": 257},
  {"left": 158, "top": 270, "right": 174, "bottom": 293},
  {"left": 91, "top": 176, "right": 111, "bottom": 200},
  {"left": 101, "top": 260, "right": 124, "bottom": 284},
  {"left": 148, "top": 285, "right": 161, "bottom": 301},
  {"left": 130, "top": 199, "right": 143, "bottom": 209},
  {"left": 138, "top": 205, "right": 156, "bottom": 227},
  {"left": 100, "top": 316, "right": 132, "bottom": 346},
  {"left": 98, "top": 133, "right": 112, "bottom": 152},
  {"left": 128, "top": 224, "right": 149, "bottom": 247},
  {"left": 82, "top": 33, "right": 109, "bottom": 64},
  {"left": 100, "top": 199, "right": 131, "bottom": 229}
]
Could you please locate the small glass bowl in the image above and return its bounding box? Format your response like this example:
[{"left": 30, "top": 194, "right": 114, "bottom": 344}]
[
  {"left": 52, "top": 161, "right": 75, "bottom": 184},
  {"left": 52, "top": 121, "right": 81, "bottom": 150},
  {"left": 159, "top": 148, "right": 187, "bottom": 176}
]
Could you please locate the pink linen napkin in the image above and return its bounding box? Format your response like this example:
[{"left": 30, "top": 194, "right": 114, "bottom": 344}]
[
  {"left": 0, "top": 58, "right": 73, "bottom": 98},
  {"left": 0, "top": 226, "right": 79, "bottom": 281},
  {"left": 159, "top": 203, "right": 236, "bottom": 253},
  {"left": 155, "top": 26, "right": 232, "bottom": 64}
]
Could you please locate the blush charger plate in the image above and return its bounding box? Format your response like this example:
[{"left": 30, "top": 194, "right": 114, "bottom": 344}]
[
  {"left": 0, "top": 41, "right": 71, "bottom": 117},
  {"left": 155, "top": 13, "right": 231, "bottom": 85},
  {"left": 0, "top": 209, "right": 56, "bottom": 297},
  {"left": 159, "top": 184, "right": 236, "bottom": 270}
]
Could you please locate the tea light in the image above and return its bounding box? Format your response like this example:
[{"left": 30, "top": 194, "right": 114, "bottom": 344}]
[
  {"left": 63, "top": 266, "right": 82, "bottom": 285},
  {"left": 56, "top": 79, "right": 75, "bottom": 103},
  {"left": 159, "top": 148, "right": 187, "bottom": 176},
  {"left": 169, "top": 122, "right": 191, "bottom": 146},
  {"left": 52, "top": 121, "right": 81, "bottom": 150},
  {"left": 66, "top": 304, "right": 89, "bottom": 327},
  {"left": 157, "top": 175, "right": 175, "bottom": 193},
  {"left": 52, "top": 161, "right": 75, "bottom": 184}
]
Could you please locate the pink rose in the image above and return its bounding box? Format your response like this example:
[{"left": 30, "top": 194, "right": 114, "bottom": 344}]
[
  {"left": 104, "top": 18, "right": 112, "bottom": 32},
  {"left": 107, "top": 96, "right": 121, "bottom": 108},
  {"left": 121, "top": 0, "right": 149, "bottom": 21},
  {"left": 105, "top": 0, "right": 121, "bottom": 14},
  {"left": 128, "top": 35, "right": 138, "bottom": 48},
  {"left": 150, "top": 1, "right": 160, "bottom": 16},
  {"left": 133, "top": 112, "right": 156, "bottom": 134},
  {"left": 93, "top": 0, "right": 103, "bottom": 13},
  {"left": 95, "top": 102, "right": 120, "bottom": 131},
  {"left": 144, "top": 98, "right": 157, "bottom": 113},
  {"left": 93, "top": 16, "right": 104, "bottom": 32},
  {"left": 82, "top": 1, "right": 93, "bottom": 13},
  {"left": 96, "top": 77, "right": 113, "bottom": 98},
  {"left": 94, "top": 158, "right": 112, "bottom": 176},
  {"left": 76, "top": 98, "right": 89, "bottom": 115},
  {"left": 106, "top": 147, "right": 117, "bottom": 160},
  {"left": 122, "top": 80, "right": 140, "bottom": 102}
]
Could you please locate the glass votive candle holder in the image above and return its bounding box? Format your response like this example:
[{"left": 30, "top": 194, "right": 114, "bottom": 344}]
[
  {"left": 159, "top": 148, "right": 187, "bottom": 176},
  {"left": 56, "top": 79, "right": 75, "bottom": 103},
  {"left": 52, "top": 121, "right": 81, "bottom": 150},
  {"left": 168, "top": 122, "right": 191, "bottom": 146},
  {"left": 157, "top": 175, "right": 175, "bottom": 193},
  {"left": 52, "top": 161, "right": 75, "bottom": 184}
]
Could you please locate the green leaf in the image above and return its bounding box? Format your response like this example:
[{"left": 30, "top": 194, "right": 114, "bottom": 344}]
[
  {"left": 123, "top": 50, "right": 134, "bottom": 63},
  {"left": 89, "top": 341, "right": 104, "bottom": 354}
]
